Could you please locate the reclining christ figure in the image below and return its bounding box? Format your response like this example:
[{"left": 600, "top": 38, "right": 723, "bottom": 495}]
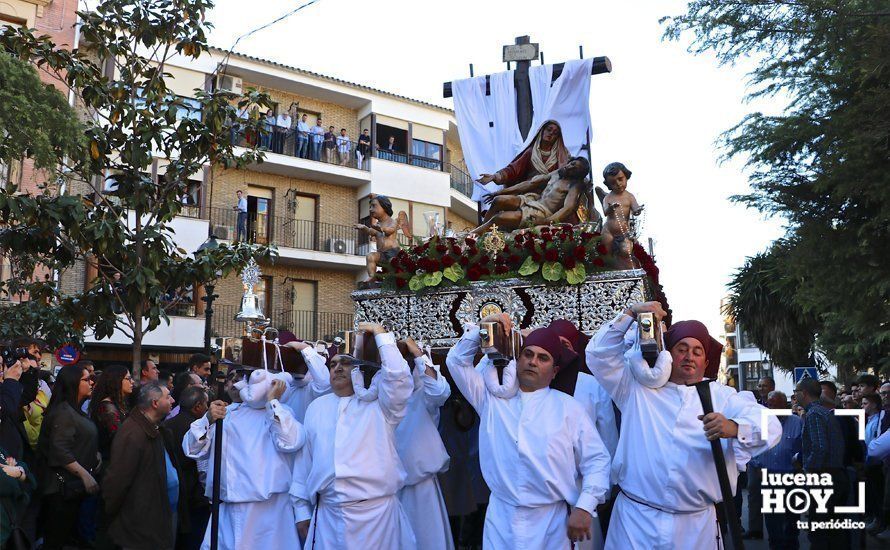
[{"left": 471, "top": 156, "right": 590, "bottom": 235}]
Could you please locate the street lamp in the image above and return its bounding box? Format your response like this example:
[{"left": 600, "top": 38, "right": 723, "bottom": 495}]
[{"left": 197, "top": 235, "right": 220, "bottom": 356}]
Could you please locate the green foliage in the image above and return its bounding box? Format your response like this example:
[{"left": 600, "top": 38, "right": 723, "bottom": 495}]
[
  {"left": 0, "top": 0, "right": 275, "bottom": 363},
  {"left": 518, "top": 256, "right": 540, "bottom": 276},
  {"left": 443, "top": 264, "right": 463, "bottom": 282},
  {"left": 541, "top": 262, "right": 564, "bottom": 282},
  {"left": 664, "top": 1, "right": 890, "bottom": 373},
  {"left": 0, "top": 52, "right": 84, "bottom": 176},
  {"left": 423, "top": 271, "right": 443, "bottom": 287}
]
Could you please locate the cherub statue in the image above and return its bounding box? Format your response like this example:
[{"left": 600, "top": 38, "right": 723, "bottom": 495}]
[
  {"left": 470, "top": 156, "right": 590, "bottom": 235},
  {"left": 597, "top": 162, "right": 643, "bottom": 269},
  {"left": 354, "top": 194, "right": 404, "bottom": 285}
]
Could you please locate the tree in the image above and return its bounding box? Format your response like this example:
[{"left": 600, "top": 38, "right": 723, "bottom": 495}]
[
  {"left": 0, "top": 51, "right": 84, "bottom": 182},
  {"left": 663, "top": 1, "right": 890, "bottom": 373},
  {"left": 0, "top": 0, "right": 275, "bottom": 371}
]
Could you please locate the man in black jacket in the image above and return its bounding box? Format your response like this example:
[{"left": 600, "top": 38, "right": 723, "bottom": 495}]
[
  {"left": 164, "top": 386, "right": 210, "bottom": 550},
  {"left": 102, "top": 381, "right": 181, "bottom": 550}
]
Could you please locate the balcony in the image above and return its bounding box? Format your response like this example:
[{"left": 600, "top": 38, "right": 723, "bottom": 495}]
[
  {"left": 446, "top": 163, "right": 478, "bottom": 222},
  {"left": 231, "top": 127, "right": 371, "bottom": 187},
  {"left": 212, "top": 304, "right": 354, "bottom": 342},
  {"left": 209, "top": 208, "right": 366, "bottom": 270}
]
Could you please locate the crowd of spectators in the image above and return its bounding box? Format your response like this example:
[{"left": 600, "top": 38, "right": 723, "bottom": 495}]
[
  {"left": 739, "top": 373, "right": 890, "bottom": 548},
  {"left": 0, "top": 345, "right": 213, "bottom": 550},
  {"left": 229, "top": 106, "right": 375, "bottom": 169}
]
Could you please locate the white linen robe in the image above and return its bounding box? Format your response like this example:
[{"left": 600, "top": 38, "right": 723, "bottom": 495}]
[
  {"left": 587, "top": 313, "right": 782, "bottom": 550},
  {"left": 281, "top": 346, "right": 332, "bottom": 422},
  {"left": 446, "top": 324, "right": 611, "bottom": 550},
  {"left": 291, "top": 332, "right": 416, "bottom": 550},
  {"left": 183, "top": 399, "right": 304, "bottom": 550},
  {"left": 396, "top": 356, "right": 454, "bottom": 550}
]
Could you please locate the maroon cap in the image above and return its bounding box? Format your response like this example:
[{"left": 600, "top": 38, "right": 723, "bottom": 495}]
[
  {"left": 522, "top": 328, "right": 567, "bottom": 371},
  {"left": 664, "top": 320, "right": 723, "bottom": 379}
]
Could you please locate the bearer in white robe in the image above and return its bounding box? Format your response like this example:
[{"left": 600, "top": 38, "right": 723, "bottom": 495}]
[
  {"left": 280, "top": 341, "right": 331, "bottom": 422},
  {"left": 446, "top": 314, "right": 611, "bottom": 549},
  {"left": 291, "top": 322, "right": 416, "bottom": 550},
  {"left": 184, "top": 368, "right": 305, "bottom": 550},
  {"left": 395, "top": 338, "right": 453, "bottom": 550},
  {"left": 587, "top": 301, "right": 781, "bottom": 550}
]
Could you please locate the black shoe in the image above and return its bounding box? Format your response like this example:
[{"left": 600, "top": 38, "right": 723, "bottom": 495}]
[{"left": 742, "top": 531, "right": 764, "bottom": 540}]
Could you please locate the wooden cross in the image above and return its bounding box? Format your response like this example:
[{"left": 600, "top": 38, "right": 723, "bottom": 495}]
[{"left": 443, "top": 36, "right": 611, "bottom": 140}]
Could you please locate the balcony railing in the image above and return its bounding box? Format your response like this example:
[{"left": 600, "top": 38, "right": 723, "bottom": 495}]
[
  {"left": 375, "top": 149, "right": 443, "bottom": 171},
  {"left": 209, "top": 207, "right": 366, "bottom": 256},
  {"left": 447, "top": 163, "right": 474, "bottom": 198},
  {"left": 212, "top": 304, "right": 354, "bottom": 342},
  {"left": 231, "top": 124, "right": 371, "bottom": 171}
]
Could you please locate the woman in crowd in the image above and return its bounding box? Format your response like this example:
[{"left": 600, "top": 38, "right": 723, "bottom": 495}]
[
  {"left": 0, "top": 442, "right": 35, "bottom": 548},
  {"left": 37, "top": 364, "right": 99, "bottom": 550},
  {"left": 88, "top": 364, "right": 134, "bottom": 463}
]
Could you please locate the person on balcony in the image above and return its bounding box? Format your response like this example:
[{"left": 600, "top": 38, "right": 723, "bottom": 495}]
[
  {"left": 234, "top": 189, "right": 248, "bottom": 243},
  {"left": 357, "top": 129, "right": 371, "bottom": 169},
  {"left": 310, "top": 119, "right": 325, "bottom": 161},
  {"left": 323, "top": 125, "right": 337, "bottom": 164},
  {"left": 295, "top": 114, "right": 310, "bottom": 159},
  {"left": 336, "top": 128, "right": 351, "bottom": 167},
  {"left": 380, "top": 135, "right": 398, "bottom": 161},
  {"left": 274, "top": 109, "right": 292, "bottom": 155},
  {"left": 260, "top": 109, "right": 275, "bottom": 150}
]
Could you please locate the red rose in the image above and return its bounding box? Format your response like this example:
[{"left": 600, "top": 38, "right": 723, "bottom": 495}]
[
  {"left": 560, "top": 223, "right": 573, "bottom": 231},
  {"left": 479, "top": 267, "right": 491, "bottom": 276},
  {"left": 435, "top": 244, "right": 448, "bottom": 254},
  {"left": 446, "top": 237, "right": 457, "bottom": 245},
  {"left": 544, "top": 248, "right": 558, "bottom": 262},
  {"left": 514, "top": 234, "right": 524, "bottom": 245},
  {"left": 524, "top": 239, "right": 536, "bottom": 251},
  {"left": 467, "top": 247, "right": 479, "bottom": 256},
  {"left": 479, "top": 255, "right": 490, "bottom": 264},
  {"left": 495, "top": 264, "right": 509, "bottom": 275},
  {"left": 540, "top": 232, "right": 554, "bottom": 242},
  {"left": 564, "top": 257, "right": 577, "bottom": 270},
  {"left": 441, "top": 255, "right": 456, "bottom": 268},
  {"left": 465, "top": 236, "right": 477, "bottom": 246},
  {"left": 558, "top": 232, "right": 570, "bottom": 241},
  {"left": 396, "top": 278, "right": 407, "bottom": 288},
  {"left": 508, "top": 254, "right": 521, "bottom": 264},
  {"left": 593, "top": 257, "right": 605, "bottom": 267},
  {"left": 459, "top": 256, "right": 470, "bottom": 267},
  {"left": 467, "top": 267, "right": 481, "bottom": 281},
  {"left": 580, "top": 232, "right": 593, "bottom": 241},
  {"left": 531, "top": 252, "right": 542, "bottom": 262},
  {"left": 596, "top": 243, "right": 608, "bottom": 255},
  {"left": 573, "top": 245, "right": 586, "bottom": 261},
  {"left": 495, "top": 255, "right": 508, "bottom": 265},
  {"left": 451, "top": 245, "right": 462, "bottom": 255}
]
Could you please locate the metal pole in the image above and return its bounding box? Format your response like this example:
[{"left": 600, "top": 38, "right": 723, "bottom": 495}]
[
  {"left": 202, "top": 283, "right": 223, "bottom": 550},
  {"left": 690, "top": 380, "right": 745, "bottom": 550}
]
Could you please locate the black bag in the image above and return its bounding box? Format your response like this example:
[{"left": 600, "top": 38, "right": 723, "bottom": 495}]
[{"left": 56, "top": 471, "right": 86, "bottom": 501}]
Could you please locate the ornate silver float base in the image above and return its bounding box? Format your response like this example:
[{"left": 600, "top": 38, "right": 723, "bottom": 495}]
[{"left": 352, "top": 269, "right": 650, "bottom": 347}]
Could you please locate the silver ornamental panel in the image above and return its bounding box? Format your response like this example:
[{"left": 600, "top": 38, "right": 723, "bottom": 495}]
[
  {"left": 353, "top": 295, "right": 411, "bottom": 339},
  {"left": 524, "top": 285, "right": 580, "bottom": 328},
  {"left": 578, "top": 278, "right": 646, "bottom": 333},
  {"left": 409, "top": 292, "right": 462, "bottom": 346}
]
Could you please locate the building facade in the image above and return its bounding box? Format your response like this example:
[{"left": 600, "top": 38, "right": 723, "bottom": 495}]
[{"left": 74, "top": 48, "right": 477, "bottom": 367}]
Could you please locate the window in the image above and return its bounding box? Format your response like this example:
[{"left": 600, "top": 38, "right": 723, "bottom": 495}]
[
  {"left": 411, "top": 139, "right": 442, "bottom": 169},
  {"left": 742, "top": 361, "right": 772, "bottom": 389},
  {"left": 134, "top": 88, "right": 202, "bottom": 121}
]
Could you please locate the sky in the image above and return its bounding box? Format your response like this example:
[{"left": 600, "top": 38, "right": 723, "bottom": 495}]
[{"left": 207, "top": 0, "right": 786, "bottom": 337}]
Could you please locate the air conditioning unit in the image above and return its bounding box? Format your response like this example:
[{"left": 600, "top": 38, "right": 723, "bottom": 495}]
[
  {"left": 326, "top": 238, "right": 355, "bottom": 255},
  {"left": 212, "top": 226, "right": 230, "bottom": 240},
  {"left": 216, "top": 74, "right": 243, "bottom": 94}
]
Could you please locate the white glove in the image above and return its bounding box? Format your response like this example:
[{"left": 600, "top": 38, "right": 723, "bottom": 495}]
[
  {"left": 351, "top": 367, "right": 379, "bottom": 401},
  {"left": 481, "top": 357, "right": 518, "bottom": 399}
]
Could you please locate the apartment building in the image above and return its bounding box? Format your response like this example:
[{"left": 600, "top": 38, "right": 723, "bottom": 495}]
[
  {"left": 1, "top": 0, "right": 78, "bottom": 302},
  {"left": 76, "top": 48, "right": 478, "bottom": 365}
]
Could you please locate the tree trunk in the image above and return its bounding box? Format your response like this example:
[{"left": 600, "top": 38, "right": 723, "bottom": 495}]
[{"left": 132, "top": 320, "right": 142, "bottom": 377}]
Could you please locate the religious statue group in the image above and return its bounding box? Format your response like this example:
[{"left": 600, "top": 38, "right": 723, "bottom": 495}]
[
  {"left": 186, "top": 297, "right": 781, "bottom": 549},
  {"left": 356, "top": 120, "right": 645, "bottom": 285}
]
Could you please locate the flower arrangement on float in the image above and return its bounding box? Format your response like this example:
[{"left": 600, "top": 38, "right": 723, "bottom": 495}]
[{"left": 379, "top": 223, "right": 615, "bottom": 291}]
